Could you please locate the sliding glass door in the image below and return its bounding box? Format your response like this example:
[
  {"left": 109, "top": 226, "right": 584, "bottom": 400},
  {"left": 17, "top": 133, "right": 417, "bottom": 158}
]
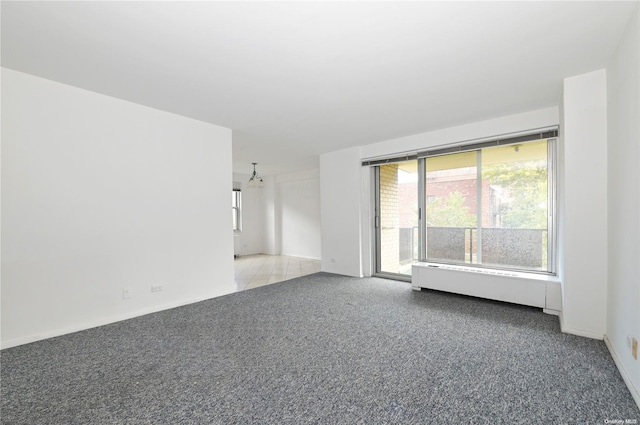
[
  {"left": 372, "top": 134, "right": 556, "bottom": 278},
  {"left": 425, "top": 151, "right": 478, "bottom": 264},
  {"left": 374, "top": 160, "right": 420, "bottom": 278}
]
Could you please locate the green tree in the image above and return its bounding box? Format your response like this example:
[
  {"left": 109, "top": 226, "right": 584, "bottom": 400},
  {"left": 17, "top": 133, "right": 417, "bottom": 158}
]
[
  {"left": 483, "top": 160, "right": 547, "bottom": 229},
  {"left": 426, "top": 191, "right": 476, "bottom": 227}
]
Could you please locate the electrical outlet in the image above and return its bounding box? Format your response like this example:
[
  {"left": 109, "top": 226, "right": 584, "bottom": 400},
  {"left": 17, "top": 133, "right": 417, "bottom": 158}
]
[
  {"left": 151, "top": 285, "right": 163, "bottom": 293},
  {"left": 123, "top": 287, "right": 132, "bottom": 299},
  {"left": 632, "top": 338, "right": 638, "bottom": 360}
]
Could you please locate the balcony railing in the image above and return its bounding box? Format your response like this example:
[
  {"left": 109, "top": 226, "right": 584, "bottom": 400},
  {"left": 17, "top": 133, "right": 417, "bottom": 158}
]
[{"left": 399, "top": 226, "right": 547, "bottom": 271}]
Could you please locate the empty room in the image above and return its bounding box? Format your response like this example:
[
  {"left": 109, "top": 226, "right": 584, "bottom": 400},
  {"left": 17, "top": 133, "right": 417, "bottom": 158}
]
[{"left": 1, "top": 1, "right": 639, "bottom": 423}]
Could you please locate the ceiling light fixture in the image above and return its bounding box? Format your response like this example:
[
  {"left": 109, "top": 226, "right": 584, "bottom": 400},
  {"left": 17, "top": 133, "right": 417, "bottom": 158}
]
[{"left": 247, "top": 162, "right": 264, "bottom": 188}]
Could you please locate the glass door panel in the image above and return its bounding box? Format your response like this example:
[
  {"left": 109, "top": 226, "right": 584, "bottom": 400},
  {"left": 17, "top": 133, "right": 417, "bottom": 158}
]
[
  {"left": 422, "top": 139, "right": 551, "bottom": 272},
  {"left": 425, "top": 151, "right": 478, "bottom": 264},
  {"left": 480, "top": 140, "right": 549, "bottom": 271},
  {"left": 376, "top": 160, "right": 419, "bottom": 276}
]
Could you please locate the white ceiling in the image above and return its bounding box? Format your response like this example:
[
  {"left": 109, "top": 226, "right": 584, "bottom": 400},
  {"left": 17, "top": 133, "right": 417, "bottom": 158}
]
[{"left": 2, "top": 1, "right": 636, "bottom": 175}]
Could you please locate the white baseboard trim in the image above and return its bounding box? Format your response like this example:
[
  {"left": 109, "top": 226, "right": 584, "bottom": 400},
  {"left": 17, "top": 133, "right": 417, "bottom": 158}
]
[
  {"left": 604, "top": 335, "right": 640, "bottom": 410},
  {"left": 0, "top": 292, "right": 230, "bottom": 350},
  {"left": 558, "top": 313, "right": 605, "bottom": 340}
]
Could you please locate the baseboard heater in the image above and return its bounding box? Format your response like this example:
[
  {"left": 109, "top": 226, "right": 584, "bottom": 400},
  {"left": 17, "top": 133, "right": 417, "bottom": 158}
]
[{"left": 411, "top": 262, "right": 562, "bottom": 315}]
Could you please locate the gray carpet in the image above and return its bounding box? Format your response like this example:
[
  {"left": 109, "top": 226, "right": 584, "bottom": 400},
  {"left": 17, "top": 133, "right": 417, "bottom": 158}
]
[{"left": 1, "top": 273, "right": 638, "bottom": 424}]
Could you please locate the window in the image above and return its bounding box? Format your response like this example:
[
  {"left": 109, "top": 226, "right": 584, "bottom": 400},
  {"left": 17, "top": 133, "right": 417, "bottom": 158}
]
[
  {"left": 425, "top": 139, "right": 553, "bottom": 273},
  {"left": 369, "top": 130, "right": 557, "bottom": 277},
  {"left": 232, "top": 183, "right": 242, "bottom": 232}
]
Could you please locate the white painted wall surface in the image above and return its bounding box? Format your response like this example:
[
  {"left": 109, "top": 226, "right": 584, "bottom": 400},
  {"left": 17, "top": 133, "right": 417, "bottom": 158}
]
[
  {"left": 1, "top": 69, "right": 234, "bottom": 348},
  {"left": 557, "top": 95, "right": 567, "bottom": 308},
  {"left": 278, "top": 169, "right": 321, "bottom": 260},
  {"left": 360, "top": 166, "right": 374, "bottom": 277},
  {"left": 262, "top": 175, "right": 279, "bottom": 255},
  {"left": 361, "top": 107, "right": 559, "bottom": 160},
  {"left": 606, "top": 3, "right": 640, "bottom": 405},
  {"left": 320, "top": 147, "right": 363, "bottom": 277},
  {"left": 561, "top": 69, "right": 608, "bottom": 339},
  {"left": 232, "top": 172, "right": 265, "bottom": 256}
]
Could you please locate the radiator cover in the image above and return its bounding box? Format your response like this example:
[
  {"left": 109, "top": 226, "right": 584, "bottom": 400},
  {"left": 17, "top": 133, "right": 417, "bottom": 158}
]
[{"left": 411, "top": 263, "right": 562, "bottom": 313}]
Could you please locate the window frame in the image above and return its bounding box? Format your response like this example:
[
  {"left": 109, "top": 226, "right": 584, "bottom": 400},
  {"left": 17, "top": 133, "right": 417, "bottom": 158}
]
[{"left": 232, "top": 188, "right": 242, "bottom": 233}]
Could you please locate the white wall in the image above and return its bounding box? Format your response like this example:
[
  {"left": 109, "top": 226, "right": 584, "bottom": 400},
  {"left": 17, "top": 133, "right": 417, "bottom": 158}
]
[
  {"left": 232, "top": 172, "right": 264, "bottom": 256},
  {"left": 360, "top": 107, "right": 559, "bottom": 160},
  {"left": 320, "top": 146, "right": 363, "bottom": 277},
  {"left": 247, "top": 169, "right": 322, "bottom": 260},
  {"left": 262, "top": 175, "right": 279, "bottom": 255},
  {"left": 560, "top": 69, "right": 608, "bottom": 339},
  {"left": 1, "top": 69, "right": 235, "bottom": 348},
  {"left": 278, "top": 169, "right": 321, "bottom": 260},
  {"left": 606, "top": 2, "right": 640, "bottom": 405}
]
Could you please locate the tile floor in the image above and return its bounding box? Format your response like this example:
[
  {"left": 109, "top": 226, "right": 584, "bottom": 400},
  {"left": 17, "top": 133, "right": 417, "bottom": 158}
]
[{"left": 234, "top": 254, "right": 321, "bottom": 291}]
